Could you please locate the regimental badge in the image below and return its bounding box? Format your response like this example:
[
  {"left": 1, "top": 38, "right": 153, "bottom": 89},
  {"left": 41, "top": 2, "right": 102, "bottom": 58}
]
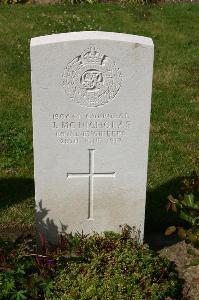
[{"left": 63, "top": 45, "right": 122, "bottom": 108}]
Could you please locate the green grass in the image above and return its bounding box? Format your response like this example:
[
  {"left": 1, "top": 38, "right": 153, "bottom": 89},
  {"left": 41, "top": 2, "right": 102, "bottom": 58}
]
[{"left": 0, "top": 3, "right": 198, "bottom": 231}]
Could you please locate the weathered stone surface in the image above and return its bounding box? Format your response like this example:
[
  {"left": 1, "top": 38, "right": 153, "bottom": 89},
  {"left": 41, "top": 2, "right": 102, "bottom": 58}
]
[{"left": 31, "top": 31, "right": 154, "bottom": 242}]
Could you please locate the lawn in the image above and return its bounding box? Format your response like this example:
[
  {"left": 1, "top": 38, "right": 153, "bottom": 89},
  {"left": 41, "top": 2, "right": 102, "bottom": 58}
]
[{"left": 0, "top": 3, "right": 198, "bottom": 232}]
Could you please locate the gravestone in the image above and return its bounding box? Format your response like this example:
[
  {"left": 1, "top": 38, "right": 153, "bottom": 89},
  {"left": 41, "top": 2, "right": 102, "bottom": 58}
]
[{"left": 31, "top": 31, "right": 154, "bottom": 243}]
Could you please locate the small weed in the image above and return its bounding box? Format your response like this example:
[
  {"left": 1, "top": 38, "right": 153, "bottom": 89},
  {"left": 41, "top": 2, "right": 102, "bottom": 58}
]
[
  {"left": 189, "top": 259, "right": 199, "bottom": 267},
  {"left": 165, "top": 172, "right": 199, "bottom": 247},
  {"left": 0, "top": 226, "right": 181, "bottom": 299}
]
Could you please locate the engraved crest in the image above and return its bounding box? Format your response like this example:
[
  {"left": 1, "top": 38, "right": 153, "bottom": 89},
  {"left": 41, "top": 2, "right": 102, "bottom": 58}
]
[{"left": 63, "top": 45, "right": 122, "bottom": 108}]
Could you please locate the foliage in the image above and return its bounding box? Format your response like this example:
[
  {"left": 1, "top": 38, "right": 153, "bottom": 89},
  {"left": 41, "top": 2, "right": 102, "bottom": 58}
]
[
  {"left": 63, "top": 0, "right": 151, "bottom": 4},
  {"left": 49, "top": 226, "right": 181, "bottom": 299},
  {"left": 0, "top": 226, "right": 181, "bottom": 299},
  {"left": 0, "top": 0, "right": 150, "bottom": 4},
  {"left": 0, "top": 0, "right": 28, "bottom": 4},
  {"left": 119, "top": 0, "right": 154, "bottom": 4},
  {"left": 165, "top": 171, "right": 199, "bottom": 247},
  {"left": 64, "top": 0, "right": 97, "bottom": 4}
]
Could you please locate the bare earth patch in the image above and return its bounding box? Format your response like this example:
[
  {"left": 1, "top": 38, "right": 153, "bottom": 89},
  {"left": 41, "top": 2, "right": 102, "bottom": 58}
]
[{"left": 159, "top": 241, "right": 199, "bottom": 300}]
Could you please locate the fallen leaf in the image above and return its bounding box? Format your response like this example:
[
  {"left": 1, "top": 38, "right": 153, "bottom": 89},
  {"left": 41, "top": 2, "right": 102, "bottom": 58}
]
[{"left": 165, "top": 226, "right": 176, "bottom": 236}]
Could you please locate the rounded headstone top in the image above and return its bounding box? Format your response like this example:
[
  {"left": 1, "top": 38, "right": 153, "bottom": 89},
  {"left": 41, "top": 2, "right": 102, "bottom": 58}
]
[{"left": 30, "top": 31, "right": 154, "bottom": 48}]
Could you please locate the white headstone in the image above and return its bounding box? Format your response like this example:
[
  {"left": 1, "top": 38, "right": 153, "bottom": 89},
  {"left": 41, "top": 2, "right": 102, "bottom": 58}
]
[{"left": 31, "top": 31, "right": 154, "bottom": 243}]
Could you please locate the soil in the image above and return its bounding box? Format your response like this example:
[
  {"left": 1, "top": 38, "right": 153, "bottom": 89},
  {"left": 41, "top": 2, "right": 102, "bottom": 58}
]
[{"left": 159, "top": 241, "right": 199, "bottom": 300}]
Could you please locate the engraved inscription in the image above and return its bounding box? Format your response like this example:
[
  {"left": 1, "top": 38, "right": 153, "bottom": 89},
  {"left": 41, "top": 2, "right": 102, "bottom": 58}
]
[
  {"left": 67, "top": 149, "right": 116, "bottom": 220},
  {"left": 63, "top": 45, "right": 122, "bottom": 108},
  {"left": 52, "top": 112, "right": 131, "bottom": 145}
]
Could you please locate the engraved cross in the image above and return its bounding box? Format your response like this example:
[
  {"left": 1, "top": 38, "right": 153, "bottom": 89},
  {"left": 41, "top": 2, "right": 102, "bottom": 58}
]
[{"left": 67, "top": 149, "right": 116, "bottom": 220}]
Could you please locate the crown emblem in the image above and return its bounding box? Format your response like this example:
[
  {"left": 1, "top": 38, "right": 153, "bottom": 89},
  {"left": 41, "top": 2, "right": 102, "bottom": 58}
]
[
  {"left": 63, "top": 44, "right": 122, "bottom": 108},
  {"left": 81, "top": 45, "right": 104, "bottom": 65}
]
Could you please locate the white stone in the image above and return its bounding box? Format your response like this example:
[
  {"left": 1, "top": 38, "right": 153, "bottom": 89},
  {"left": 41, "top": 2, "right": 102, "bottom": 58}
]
[{"left": 31, "top": 31, "right": 154, "bottom": 243}]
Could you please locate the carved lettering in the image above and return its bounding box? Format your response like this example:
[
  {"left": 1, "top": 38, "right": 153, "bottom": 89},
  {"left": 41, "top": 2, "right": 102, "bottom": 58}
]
[{"left": 52, "top": 112, "right": 132, "bottom": 145}]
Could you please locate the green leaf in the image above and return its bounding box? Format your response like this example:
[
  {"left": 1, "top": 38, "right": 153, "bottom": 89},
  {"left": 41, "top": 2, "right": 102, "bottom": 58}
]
[
  {"left": 177, "top": 228, "right": 186, "bottom": 240},
  {"left": 165, "top": 226, "right": 176, "bottom": 236},
  {"left": 16, "top": 291, "right": 27, "bottom": 300},
  {"left": 12, "top": 290, "right": 27, "bottom": 300},
  {"left": 190, "top": 259, "right": 199, "bottom": 266},
  {"left": 16, "top": 266, "right": 25, "bottom": 276},
  {"left": 182, "top": 194, "right": 199, "bottom": 210},
  {"left": 187, "top": 233, "right": 198, "bottom": 244},
  {"left": 4, "top": 277, "right": 15, "bottom": 293},
  {"left": 168, "top": 195, "right": 179, "bottom": 204},
  {"left": 179, "top": 210, "right": 199, "bottom": 226}
]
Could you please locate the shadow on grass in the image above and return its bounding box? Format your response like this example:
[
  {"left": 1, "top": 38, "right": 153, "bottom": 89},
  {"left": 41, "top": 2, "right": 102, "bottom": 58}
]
[
  {"left": 145, "top": 176, "right": 184, "bottom": 231},
  {"left": 145, "top": 176, "right": 185, "bottom": 249},
  {"left": 0, "top": 176, "right": 185, "bottom": 248},
  {"left": 0, "top": 177, "right": 34, "bottom": 209}
]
